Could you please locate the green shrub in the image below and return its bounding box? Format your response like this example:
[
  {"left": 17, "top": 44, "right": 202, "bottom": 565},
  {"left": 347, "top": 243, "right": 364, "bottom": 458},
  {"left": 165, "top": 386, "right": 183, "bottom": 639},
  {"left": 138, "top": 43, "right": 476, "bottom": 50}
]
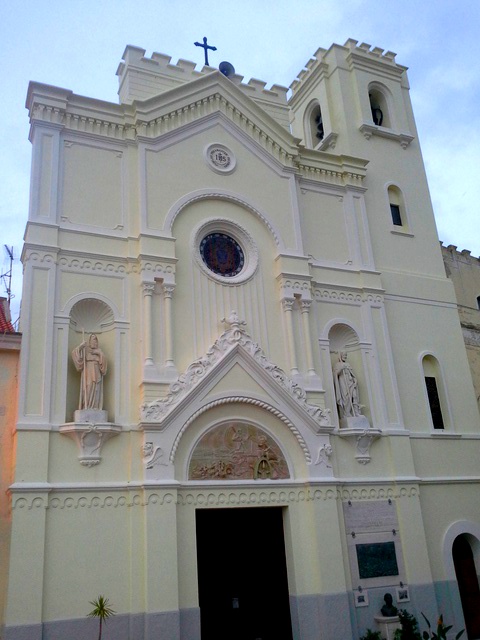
[
  {"left": 360, "top": 629, "right": 385, "bottom": 640},
  {"left": 394, "top": 609, "right": 422, "bottom": 640}
]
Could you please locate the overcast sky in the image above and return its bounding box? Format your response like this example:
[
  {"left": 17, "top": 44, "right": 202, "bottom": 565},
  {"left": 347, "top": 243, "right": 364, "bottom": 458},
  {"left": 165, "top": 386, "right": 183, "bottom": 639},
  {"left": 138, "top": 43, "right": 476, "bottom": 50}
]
[{"left": 1, "top": 0, "right": 479, "bottom": 324}]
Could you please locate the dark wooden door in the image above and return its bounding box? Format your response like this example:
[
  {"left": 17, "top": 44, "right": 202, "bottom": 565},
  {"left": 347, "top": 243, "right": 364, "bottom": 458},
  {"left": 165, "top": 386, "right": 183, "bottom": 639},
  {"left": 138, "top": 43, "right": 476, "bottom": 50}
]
[
  {"left": 196, "top": 507, "right": 293, "bottom": 640},
  {"left": 453, "top": 535, "right": 480, "bottom": 639}
]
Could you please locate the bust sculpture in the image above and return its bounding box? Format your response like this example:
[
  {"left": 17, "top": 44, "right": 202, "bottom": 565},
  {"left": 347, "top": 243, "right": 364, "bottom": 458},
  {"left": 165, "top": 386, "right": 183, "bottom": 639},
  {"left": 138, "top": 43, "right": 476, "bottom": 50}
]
[
  {"left": 380, "top": 592, "right": 398, "bottom": 617},
  {"left": 72, "top": 333, "right": 107, "bottom": 411},
  {"left": 333, "top": 352, "right": 361, "bottom": 418}
]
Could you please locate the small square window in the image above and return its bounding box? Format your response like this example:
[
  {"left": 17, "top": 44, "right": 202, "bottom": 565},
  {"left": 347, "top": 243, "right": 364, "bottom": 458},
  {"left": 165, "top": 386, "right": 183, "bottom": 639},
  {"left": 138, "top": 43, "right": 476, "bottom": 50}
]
[{"left": 390, "top": 204, "right": 402, "bottom": 226}]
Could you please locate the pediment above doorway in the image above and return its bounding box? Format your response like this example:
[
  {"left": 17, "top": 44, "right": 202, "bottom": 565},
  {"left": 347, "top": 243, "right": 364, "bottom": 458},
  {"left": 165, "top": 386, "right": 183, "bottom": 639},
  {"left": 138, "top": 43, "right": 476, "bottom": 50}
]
[{"left": 140, "top": 311, "right": 332, "bottom": 434}]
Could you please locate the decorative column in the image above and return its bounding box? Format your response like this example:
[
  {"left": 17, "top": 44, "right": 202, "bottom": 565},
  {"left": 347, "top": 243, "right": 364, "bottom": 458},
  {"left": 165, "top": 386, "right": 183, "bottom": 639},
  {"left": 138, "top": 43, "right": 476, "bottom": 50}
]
[
  {"left": 282, "top": 298, "right": 299, "bottom": 376},
  {"left": 163, "top": 284, "right": 176, "bottom": 370},
  {"left": 300, "top": 300, "right": 316, "bottom": 377},
  {"left": 142, "top": 282, "right": 155, "bottom": 367}
]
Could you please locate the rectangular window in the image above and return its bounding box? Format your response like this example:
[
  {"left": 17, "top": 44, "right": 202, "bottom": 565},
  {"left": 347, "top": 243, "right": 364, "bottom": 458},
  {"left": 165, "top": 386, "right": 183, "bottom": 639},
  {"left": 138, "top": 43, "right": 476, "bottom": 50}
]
[
  {"left": 390, "top": 204, "right": 402, "bottom": 226},
  {"left": 425, "top": 376, "right": 445, "bottom": 429}
]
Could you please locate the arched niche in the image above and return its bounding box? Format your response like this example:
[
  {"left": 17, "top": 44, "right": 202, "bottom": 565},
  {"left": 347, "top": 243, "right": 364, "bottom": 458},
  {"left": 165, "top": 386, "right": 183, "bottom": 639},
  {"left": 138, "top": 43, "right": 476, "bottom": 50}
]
[
  {"left": 66, "top": 298, "right": 116, "bottom": 423},
  {"left": 369, "top": 83, "right": 393, "bottom": 129},
  {"left": 328, "top": 323, "right": 371, "bottom": 425}
]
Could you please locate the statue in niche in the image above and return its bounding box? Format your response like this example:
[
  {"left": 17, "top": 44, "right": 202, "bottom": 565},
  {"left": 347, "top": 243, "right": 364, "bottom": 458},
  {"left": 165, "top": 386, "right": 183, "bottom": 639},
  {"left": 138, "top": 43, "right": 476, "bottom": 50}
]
[
  {"left": 380, "top": 592, "right": 398, "bottom": 617},
  {"left": 72, "top": 333, "right": 107, "bottom": 411},
  {"left": 333, "top": 351, "right": 361, "bottom": 418}
]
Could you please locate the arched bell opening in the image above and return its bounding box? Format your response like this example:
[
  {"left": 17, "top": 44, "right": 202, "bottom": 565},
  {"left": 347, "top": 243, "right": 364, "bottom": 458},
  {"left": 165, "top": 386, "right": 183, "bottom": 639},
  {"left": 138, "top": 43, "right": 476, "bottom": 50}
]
[
  {"left": 368, "top": 83, "right": 393, "bottom": 129},
  {"left": 304, "top": 100, "right": 325, "bottom": 148}
]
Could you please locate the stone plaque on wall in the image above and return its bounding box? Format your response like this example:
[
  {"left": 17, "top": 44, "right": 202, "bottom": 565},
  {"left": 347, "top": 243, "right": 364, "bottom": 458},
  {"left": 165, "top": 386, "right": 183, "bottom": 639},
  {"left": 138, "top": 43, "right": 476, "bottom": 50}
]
[
  {"left": 343, "top": 500, "right": 405, "bottom": 588},
  {"left": 189, "top": 424, "right": 289, "bottom": 481},
  {"left": 343, "top": 499, "right": 398, "bottom": 534}
]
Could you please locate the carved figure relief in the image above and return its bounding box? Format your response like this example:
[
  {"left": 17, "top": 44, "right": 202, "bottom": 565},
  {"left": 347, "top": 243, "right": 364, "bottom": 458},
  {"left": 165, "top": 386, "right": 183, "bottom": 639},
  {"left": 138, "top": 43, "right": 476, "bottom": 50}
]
[
  {"left": 189, "top": 423, "right": 289, "bottom": 481},
  {"left": 72, "top": 333, "right": 107, "bottom": 410}
]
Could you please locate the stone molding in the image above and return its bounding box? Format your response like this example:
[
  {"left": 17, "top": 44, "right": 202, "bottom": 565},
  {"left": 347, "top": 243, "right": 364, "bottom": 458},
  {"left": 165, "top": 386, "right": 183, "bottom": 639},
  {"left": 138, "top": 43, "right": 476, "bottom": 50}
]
[
  {"left": 23, "top": 249, "right": 177, "bottom": 282},
  {"left": 359, "top": 123, "right": 414, "bottom": 149},
  {"left": 278, "top": 277, "right": 312, "bottom": 301},
  {"left": 10, "top": 484, "right": 421, "bottom": 510},
  {"left": 169, "top": 396, "right": 312, "bottom": 463},
  {"left": 313, "top": 287, "right": 384, "bottom": 305},
  {"left": 140, "top": 311, "right": 331, "bottom": 427},
  {"left": 165, "top": 190, "right": 283, "bottom": 247}
]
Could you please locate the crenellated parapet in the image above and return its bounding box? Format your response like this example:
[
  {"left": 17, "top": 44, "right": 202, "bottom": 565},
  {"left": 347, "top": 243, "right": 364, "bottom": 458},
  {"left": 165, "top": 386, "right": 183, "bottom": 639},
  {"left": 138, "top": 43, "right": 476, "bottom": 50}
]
[
  {"left": 117, "top": 45, "right": 289, "bottom": 128},
  {"left": 290, "top": 38, "right": 403, "bottom": 100}
]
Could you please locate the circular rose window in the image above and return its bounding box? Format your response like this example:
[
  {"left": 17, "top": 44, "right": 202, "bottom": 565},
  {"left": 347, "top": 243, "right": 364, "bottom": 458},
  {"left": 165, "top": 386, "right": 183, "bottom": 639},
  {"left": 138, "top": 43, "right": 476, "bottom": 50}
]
[
  {"left": 200, "top": 233, "right": 245, "bottom": 277},
  {"left": 192, "top": 218, "right": 259, "bottom": 285}
]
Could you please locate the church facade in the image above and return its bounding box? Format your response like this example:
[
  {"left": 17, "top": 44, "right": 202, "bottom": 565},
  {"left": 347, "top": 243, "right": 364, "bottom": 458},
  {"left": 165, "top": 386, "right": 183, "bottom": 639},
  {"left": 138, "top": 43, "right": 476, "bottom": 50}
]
[{"left": 5, "top": 40, "right": 480, "bottom": 640}]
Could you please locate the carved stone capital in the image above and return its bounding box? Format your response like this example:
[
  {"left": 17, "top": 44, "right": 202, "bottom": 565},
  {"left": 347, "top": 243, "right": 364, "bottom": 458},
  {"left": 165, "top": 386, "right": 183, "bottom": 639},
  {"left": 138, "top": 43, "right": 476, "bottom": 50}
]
[
  {"left": 142, "top": 282, "right": 155, "bottom": 297},
  {"left": 163, "top": 284, "right": 175, "bottom": 299},
  {"left": 282, "top": 298, "right": 295, "bottom": 312},
  {"left": 301, "top": 300, "right": 312, "bottom": 313}
]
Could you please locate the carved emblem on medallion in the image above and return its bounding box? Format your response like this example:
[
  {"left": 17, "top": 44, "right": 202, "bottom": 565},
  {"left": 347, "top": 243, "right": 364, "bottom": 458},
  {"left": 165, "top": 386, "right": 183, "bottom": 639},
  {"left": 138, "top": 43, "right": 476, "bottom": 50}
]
[{"left": 204, "top": 143, "right": 236, "bottom": 174}]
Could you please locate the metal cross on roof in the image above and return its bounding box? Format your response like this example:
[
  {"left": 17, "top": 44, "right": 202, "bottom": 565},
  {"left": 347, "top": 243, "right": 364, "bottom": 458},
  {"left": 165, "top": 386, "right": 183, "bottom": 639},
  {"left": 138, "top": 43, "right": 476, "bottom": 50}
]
[{"left": 194, "top": 36, "right": 217, "bottom": 66}]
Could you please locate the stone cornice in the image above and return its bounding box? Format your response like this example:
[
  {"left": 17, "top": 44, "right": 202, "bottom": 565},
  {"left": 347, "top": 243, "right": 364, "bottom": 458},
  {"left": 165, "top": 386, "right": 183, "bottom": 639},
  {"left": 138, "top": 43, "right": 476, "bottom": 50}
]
[{"left": 26, "top": 79, "right": 370, "bottom": 188}]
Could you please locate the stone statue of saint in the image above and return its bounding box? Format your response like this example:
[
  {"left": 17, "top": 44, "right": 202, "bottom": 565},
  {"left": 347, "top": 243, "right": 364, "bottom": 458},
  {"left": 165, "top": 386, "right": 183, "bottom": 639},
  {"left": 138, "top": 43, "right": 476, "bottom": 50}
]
[
  {"left": 333, "top": 352, "right": 361, "bottom": 418},
  {"left": 72, "top": 333, "right": 107, "bottom": 411},
  {"left": 380, "top": 592, "right": 398, "bottom": 617}
]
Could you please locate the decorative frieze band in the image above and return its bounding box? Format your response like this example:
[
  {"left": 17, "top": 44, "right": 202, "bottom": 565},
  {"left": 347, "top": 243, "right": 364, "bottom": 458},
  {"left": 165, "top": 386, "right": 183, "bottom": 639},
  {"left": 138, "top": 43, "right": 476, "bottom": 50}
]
[
  {"left": 23, "top": 250, "right": 176, "bottom": 280},
  {"left": 313, "top": 287, "right": 384, "bottom": 305},
  {"left": 10, "top": 483, "right": 420, "bottom": 510}
]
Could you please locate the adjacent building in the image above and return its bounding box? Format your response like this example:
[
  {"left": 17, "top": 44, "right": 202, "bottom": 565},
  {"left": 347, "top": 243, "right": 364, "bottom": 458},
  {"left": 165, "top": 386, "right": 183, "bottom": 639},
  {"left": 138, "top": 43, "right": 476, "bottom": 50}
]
[
  {"left": 4, "top": 40, "right": 480, "bottom": 640},
  {"left": 0, "top": 298, "right": 21, "bottom": 634},
  {"left": 442, "top": 243, "right": 480, "bottom": 410}
]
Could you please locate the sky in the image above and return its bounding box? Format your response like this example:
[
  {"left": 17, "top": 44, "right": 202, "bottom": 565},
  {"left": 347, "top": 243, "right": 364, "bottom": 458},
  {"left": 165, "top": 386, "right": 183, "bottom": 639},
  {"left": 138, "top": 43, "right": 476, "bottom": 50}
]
[{"left": 1, "top": 0, "right": 479, "bottom": 324}]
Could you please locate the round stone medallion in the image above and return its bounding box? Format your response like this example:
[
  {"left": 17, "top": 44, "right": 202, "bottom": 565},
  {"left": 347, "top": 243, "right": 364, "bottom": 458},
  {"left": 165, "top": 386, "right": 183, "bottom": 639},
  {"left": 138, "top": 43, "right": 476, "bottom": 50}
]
[{"left": 204, "top": 143, "right": 236, "bottom": 174}]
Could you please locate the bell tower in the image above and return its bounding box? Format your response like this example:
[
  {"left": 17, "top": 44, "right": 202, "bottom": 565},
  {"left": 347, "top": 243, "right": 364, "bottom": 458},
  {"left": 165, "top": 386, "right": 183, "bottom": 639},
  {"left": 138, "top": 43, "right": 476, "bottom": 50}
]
[{"left": 289, "top": 39, "right": 445, "bottom": 278}]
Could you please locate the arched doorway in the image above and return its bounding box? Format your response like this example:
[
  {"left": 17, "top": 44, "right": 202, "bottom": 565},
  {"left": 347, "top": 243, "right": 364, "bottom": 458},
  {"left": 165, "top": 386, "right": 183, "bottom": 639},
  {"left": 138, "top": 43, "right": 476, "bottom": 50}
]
[{"left": 453, "top": 535, "right": 480, "bottom": 638}]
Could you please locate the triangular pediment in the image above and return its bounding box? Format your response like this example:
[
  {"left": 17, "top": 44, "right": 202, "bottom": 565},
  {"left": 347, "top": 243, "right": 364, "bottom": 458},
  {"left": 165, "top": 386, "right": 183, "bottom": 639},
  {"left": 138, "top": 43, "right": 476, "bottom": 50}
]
[
  {"left": 129, "top": 70, "right": 299, "bottom": 156},
  {"left": 140, "top": 312, "right": 332, "bottom": 434}
]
